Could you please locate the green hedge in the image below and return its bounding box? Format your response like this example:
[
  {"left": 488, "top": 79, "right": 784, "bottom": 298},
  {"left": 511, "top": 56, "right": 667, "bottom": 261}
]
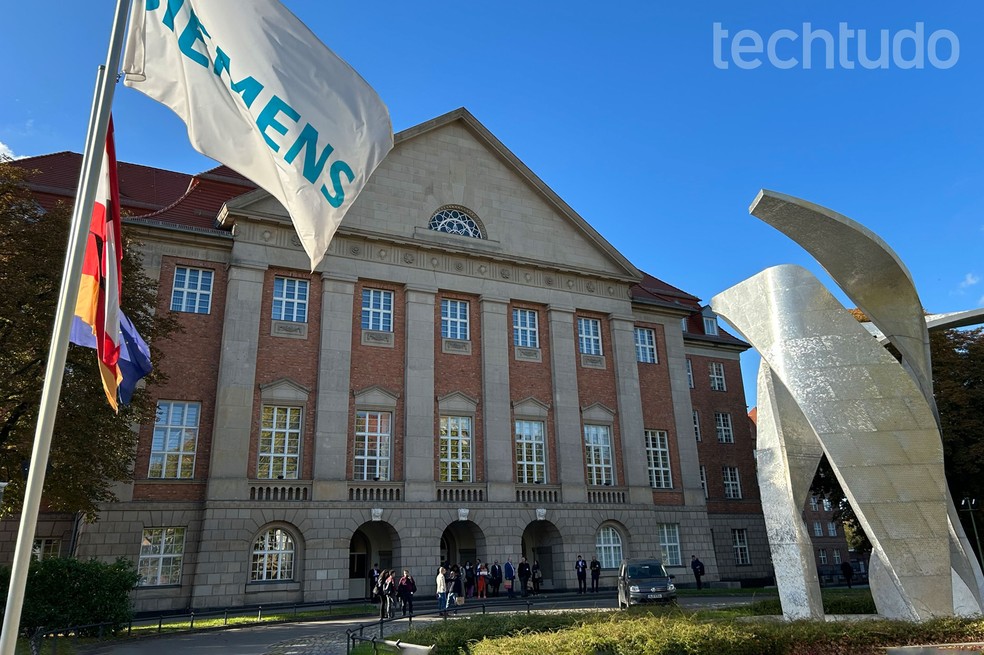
[{"left": 0, "top": 558, "right": 139, "bottom": 636}]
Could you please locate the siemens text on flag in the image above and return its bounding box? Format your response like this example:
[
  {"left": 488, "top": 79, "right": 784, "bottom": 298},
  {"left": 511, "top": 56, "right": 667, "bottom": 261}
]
[{"left": 122, "top": 0, "right": 394, "bottom": 270}]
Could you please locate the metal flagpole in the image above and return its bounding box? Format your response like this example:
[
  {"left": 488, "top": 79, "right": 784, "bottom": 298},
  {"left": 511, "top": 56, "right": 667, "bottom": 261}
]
[{"left": 0, "top": 1, "right": 132, "bottom": 652}]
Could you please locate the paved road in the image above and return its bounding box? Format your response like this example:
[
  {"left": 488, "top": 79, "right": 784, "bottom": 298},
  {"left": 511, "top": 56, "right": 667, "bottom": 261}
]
[{"left": 84, "top": 592, "right": 759, "bottom": 655}]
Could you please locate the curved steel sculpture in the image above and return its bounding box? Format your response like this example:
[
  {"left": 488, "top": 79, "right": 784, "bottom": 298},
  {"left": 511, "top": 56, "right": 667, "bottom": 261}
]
[{"left": 710, "top": 190, "right": 984, "bottom": 620}]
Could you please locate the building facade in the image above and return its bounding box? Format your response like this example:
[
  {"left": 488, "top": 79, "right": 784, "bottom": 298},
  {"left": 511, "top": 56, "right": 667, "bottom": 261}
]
[{"left": 7, "top": 109, "right": 771, "bottom": 611}]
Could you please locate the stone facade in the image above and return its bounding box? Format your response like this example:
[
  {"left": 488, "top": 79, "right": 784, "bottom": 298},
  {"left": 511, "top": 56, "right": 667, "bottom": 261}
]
[{"left": 6, "top": 109, "right": 772, "bottom": 611}]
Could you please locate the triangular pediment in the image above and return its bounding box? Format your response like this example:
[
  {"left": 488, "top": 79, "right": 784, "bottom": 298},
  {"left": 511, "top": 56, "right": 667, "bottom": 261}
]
[
  {"left": 437, "top": 391, "right": 479, "bottom": 414},
  {"left": 353, "top": 385, "right": 400, "bottom": 408},
  {"left": 512, "top": 397, "right": 550, "bottom": 419},
  {"left": 259, "top": 378, "right": 310, "bottom": 403},
  {"left": 581, "top": 402, "right": 616, "bottom": 422}
]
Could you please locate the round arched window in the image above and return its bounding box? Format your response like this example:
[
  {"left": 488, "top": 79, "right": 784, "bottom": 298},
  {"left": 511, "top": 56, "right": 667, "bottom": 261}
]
[
  {"left": 428, "top": 207, "right": 484, "bottom": 239},
  {"left": 251, "top": 528, "right": 295, "bottom": 581}
]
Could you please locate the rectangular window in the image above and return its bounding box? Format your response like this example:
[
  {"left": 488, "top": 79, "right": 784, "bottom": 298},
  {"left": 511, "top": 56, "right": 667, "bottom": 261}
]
[
  {"left": 833, "top": 549, "right": 842, "bottom": 564},
  {"left": 515, "top": 420, "right": 546, "bottom": 483},
  {"left": 686, "top": 359, "right": 694, "bottom": 388},
  {"left": 361, "top": 289, "right": 393, "bottom": 332},
  {"left": 513, "top": 308, "right": 539, "bottom": 348},
  {"left": 818, "top": 549, "right": 828, "bottom": 565},
  {"left": 657, "top": 523, "right": 682, "bottom": 566},
  {"left": 810, "top": 495, "right": 819, "bottom": 511},
  {"left": 171, "top": 266, "right": 213, "bottom": 314},
  {"left": 354, "top": 411, "right": 391, "bottom": 481},
  {"left": 693, "top": 410, "right": 702, "bottom": 441},
  {"left": 441, "top": 299, "right": 470, "bottom": 340},
  {"left": 709, "top": 362, "right": 727, "bottom": 391},
  {"left": 723, "top": 466, "right": 742, "bottom": 499},
  {"left": 828, "top": 522, "right": 838, "bottom": 537},
  {"left": 31, "top": 538, "right": 60, "bottom": 561},
  {"left": 634, "top": 327, "right": 657, "bottom": 363},
  {"left": 440, "top": 416, "right": 472, "bottom": 482},
  {"left": 258, "top": 406, "right": 301, "bottom": 479},
  {"left": 272, "top": 277, "right": 308, "bottom": 323},
  {"left": 577, "top": 318, "right": 602, "bottom": 355},
  {"left": 732, "top": 529, "right": 750, "bottom": 565},
  {"left": 584, "top": 425, "right": 614, "bottom": 485},
  {"left": 715, "top": 412, "right": 734, "bottom": 443},
  {"left": 645, "top": 430, "right": 672, "bottom": 489},
  {"left": 823, "top": 498, "right": 833, "bottom": 511},
  {"left": 681, "top": 317, "right": 689, "bottom": 333},
  {"left": 813, "top": 521, "right": 823, "bottom": 537},
  {"left": 138, "top": 527, "right": 185, "bottom": 586},
  {"left": 699, "top": 465, "right": 708, "bottom": 498},
  {"left": 149, "top": 401, "right": 200, "bottom": 479},
  {"left": 704, "top": 316, "right": 719, "bottom": 336}
]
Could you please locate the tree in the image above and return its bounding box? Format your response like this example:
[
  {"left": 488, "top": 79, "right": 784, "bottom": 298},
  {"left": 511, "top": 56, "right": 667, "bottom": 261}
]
[{"left": 0, "top": 161, "right": 176, "bottom": 519}]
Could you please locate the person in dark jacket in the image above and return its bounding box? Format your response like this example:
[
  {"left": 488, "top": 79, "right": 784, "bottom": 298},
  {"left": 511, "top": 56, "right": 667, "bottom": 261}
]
[
  {"left": 590, "top": 556, "right": 601, "bottom": 592},
  {"left": 518, "top": 557, "right": 532, "bottom": 597},
  {"left": 691, "top": 555, "right": 705, "bottom": 589},
  {"left": 489, "top": 561, "right": 503, "bottom": 597},
  {"left": 531, "top": 560, "right": 543, "bottom": 596},
  {"left": 397, "top": 569, "right": 417, "bottom": 615}
]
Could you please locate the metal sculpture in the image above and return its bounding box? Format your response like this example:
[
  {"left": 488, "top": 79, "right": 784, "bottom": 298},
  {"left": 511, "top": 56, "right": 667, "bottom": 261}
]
[{"left": 710, "top": 190, "right": 984, "bottom": 620}]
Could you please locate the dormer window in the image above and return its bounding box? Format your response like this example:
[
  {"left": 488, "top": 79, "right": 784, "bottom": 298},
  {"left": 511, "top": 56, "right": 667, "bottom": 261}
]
[
  {"left": 703, "top": 317, "right": 719, "bottom": 336},
  {"left": 428, "top": 206, "right": 484, "bottom": 239}
]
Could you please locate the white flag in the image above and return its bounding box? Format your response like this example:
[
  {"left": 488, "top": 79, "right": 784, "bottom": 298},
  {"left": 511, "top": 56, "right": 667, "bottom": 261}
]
[{"left": 123, "top": 0, "right": 393, "bottom": 269}]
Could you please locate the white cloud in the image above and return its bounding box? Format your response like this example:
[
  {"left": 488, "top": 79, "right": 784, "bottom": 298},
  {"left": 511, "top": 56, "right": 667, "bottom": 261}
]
[
  {"left": 959, "top": 273, "right": 980, "bottom": 289},
  {"left": 0, "top": 141, "right": 14, "bottom": 160}
]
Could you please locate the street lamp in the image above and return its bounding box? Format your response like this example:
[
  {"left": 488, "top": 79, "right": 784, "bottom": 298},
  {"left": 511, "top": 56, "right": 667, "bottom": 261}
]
[{"left": 961, "top": 497, "right": 982, "bottom": 568}]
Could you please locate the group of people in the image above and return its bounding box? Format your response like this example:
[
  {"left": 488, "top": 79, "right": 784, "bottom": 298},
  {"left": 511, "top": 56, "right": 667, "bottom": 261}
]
[
  {"left": 432, "top": 557, "right": 544, "bottom": 612},
  {"left": 369, "top": 566, "right": 417, "bottom": 619},
  {"left": 573, "top": 555, "right": 602, "bottom": 593}
]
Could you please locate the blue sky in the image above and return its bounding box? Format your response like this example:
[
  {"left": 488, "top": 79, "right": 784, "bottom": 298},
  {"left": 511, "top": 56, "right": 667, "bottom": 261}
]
[{"left": 2, "top": 1, "right": 982, "bottom": 408}]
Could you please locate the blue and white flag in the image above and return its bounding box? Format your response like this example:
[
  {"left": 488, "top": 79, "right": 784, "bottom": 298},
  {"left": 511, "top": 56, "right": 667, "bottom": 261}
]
[{"left": 122, "top": 0, "right": 393, "bottom": 270}]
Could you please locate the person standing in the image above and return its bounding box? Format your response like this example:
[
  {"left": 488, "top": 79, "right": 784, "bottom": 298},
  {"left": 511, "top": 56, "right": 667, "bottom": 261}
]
[
  {"left": 691, "top": 555, "right": 705, "bottom": 590},
  {"left": 504, "top": 558, "right": 516, "bottom": 598},
  {"left": 575, "top": 555, "right": 588, "bottom": 594},
  {"left": 490, "top": 560, "right": 503, "bottom": 597},
  {"left": 531, "top": 560, "right": 542, "bottom": 596},
  {"left": 476, "top": 563, "right": 488, "bottom": 599},
  {"left": 369, "top": 563, "right": 381, "bottom": 602},
  {"left": 397, "top": 569, "right": 416, "bottom": 616},
  {"left": 464, "top": 560, "right": 476, "bottom": 598},
  {"left": 436, "top": 566, "right": 448, "bottom": 615},
  {"left": 377, "top": 569, "right": 392, "bottom": 620},
  {"left": 449, "top": 568, "right": 464, "bottom": 609},
  {"left": 840, "top": 560, "right": 854, "bottom": 589},
  {"left": 590, "top": 556, "right": 601, "bottom": 592},
  {"left": 518, "top": 557, "right": 531, "bottom": 597}
]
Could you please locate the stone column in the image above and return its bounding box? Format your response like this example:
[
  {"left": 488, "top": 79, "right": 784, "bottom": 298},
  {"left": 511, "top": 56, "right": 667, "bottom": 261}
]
[
  {"left": 547, "top": 305, "right": 586, "bottom": 502},
  {"left": 206, "top": 262, "right": 267, "bottom": 500},
  {"left": 481, "top": 297, "right": 513, "bottom": 501},
  {"left": 404, "top": 286, "right": 437, "bottom": 501},
  {"left": 664, "top": 321, "right": 706, "bottom": 507},
  {"left": 609, "top": 314, "right": 652, "bottom": 504},
  {"left": 312, "top": 273, "right": 357, "bottom": 500}
]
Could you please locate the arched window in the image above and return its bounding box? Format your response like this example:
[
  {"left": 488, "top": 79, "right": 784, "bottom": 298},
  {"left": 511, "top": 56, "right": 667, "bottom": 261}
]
[
  {"left": 251, "top": 528, "right": 295, "bottom": 581},
  {"left": 428, "top": 207, "right": 484, "bottom": 239},
  {"left": 596, "top": 525, "right": 623, "bottom": 569}
]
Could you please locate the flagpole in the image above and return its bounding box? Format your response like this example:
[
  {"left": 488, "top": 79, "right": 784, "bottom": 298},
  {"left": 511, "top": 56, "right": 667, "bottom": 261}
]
[{"left": 0, "top": 1, "right": 132, "bottom": 652}]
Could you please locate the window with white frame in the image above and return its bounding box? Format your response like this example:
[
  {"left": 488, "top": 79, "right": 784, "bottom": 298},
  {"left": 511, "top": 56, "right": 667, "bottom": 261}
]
[
  {"left": 645, "top": 430, "right": 672, "bottom": 489},
  {"left": 704, "top": 316, "right": 719, "bottom": 336},
  {"left": 723, "top": 466, "right": 742, "bottom": 499},
  {"left": 823, "top": 498, "right": 832, "bottom": 511},
  {"left": 441, "top": 299, "right": 470, "bottom": 340},
  {"left": 828, "top": 522, "right": 838, "bottom": 536},
  {"left": 681, "top": 317, "right": 689, "bottom": 332},
  {"left": 657, "top": 523, "right": 682, "bottom": 566},
  {"left": 577, "top": 317, "right": 602, "bottom": 355},
  {"left": 584, "top": 424, "right": 614, "bottom": 486},
  {"left": 439, "top": 416, "right": 472, "bottom": 482},
  {"left": 515, "top": 420, "right": 546, "bottom": 484},
  {"left": 138, "top": 527, "right": 185, "bottom": 586},
  {"left": 272, "top": 277, "right": 308, "bottom": 323},
  {"left": 818, "top": 549, "right": 828, "bottom": 565},
  {"left": 513, "top": 308, "right": 539, "bottom": 348},
  {"left": 810, "top": 496, "right": 819, "bottom": 511},
  {"left": 149, "top": 401, "right": 200, "bottom": 479},
  {"left": 31, "top": 538, "right": 60, "bottom": 561},
  {"left": 699, "top": 465, "right": 708, "bottom": 498},
  {"left": 258, "top": 406, "right": 301, "bottom": 479},
  {"left": 833, "top": 549, "right": 842, "bottom": 564},
  {"left": 428, "top": 207, "right": 484, "bottom": 238},
  {"left": 686, "top": 359, "right": 694, "bottom": 388},
  {"left": 354, "top": 411, "right": 391, "bottom": 481},
  {"left": 634, "top": 327, "right": 657, "bottom": 363},
  {"left": 251, "top": 528, "right": 295, "bottom": 581},
  {"left": 362, "top": 289, "right": 394, "bottom": 332},
  {"left": 170, "top": 266, "right": 213, "bottom": 314},
  {"left": 693, "top": 410, "right": 702, "bottom": 441},
  {"left": 709, "top": 362, "right": 727, "bottom": 391},
  {"left": 715, "top": 412, "right": 734, "bottom": 443},
  {"left": 596, "top": 526, "right": 623, "bottom": 569},
  {"left": 813, "top": 521, "right": 823, "bottom": 537},
  {"left": 732, "top": 528, "right": 750, "bottom": 565}
]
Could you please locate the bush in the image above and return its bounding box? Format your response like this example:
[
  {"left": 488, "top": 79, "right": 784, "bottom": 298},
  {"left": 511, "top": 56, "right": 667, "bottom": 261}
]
[{"left": 0, "top": 557, "right": 139, "bottom": 636}]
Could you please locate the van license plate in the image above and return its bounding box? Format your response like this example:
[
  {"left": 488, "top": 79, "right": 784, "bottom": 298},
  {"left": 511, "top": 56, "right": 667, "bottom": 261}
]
[{"left": 647, "top": 594, "right": 662, "bottom": 599}]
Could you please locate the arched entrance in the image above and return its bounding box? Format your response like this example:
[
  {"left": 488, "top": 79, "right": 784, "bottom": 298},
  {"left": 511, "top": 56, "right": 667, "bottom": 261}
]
[
  {"left": 439, "top": 520, "right": 487, "bottom": 569},
  {"left": 349, "top": 521, "right": 401, "bottom": 600},
  {"left": 521, "top": 520, "right": 563, "bottom": 590}
]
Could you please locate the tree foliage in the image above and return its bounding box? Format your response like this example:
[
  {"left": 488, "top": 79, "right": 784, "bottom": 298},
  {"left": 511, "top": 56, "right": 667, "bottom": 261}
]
[{"left": 0, "top": 161, "right": 175, "bottom": 519}]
